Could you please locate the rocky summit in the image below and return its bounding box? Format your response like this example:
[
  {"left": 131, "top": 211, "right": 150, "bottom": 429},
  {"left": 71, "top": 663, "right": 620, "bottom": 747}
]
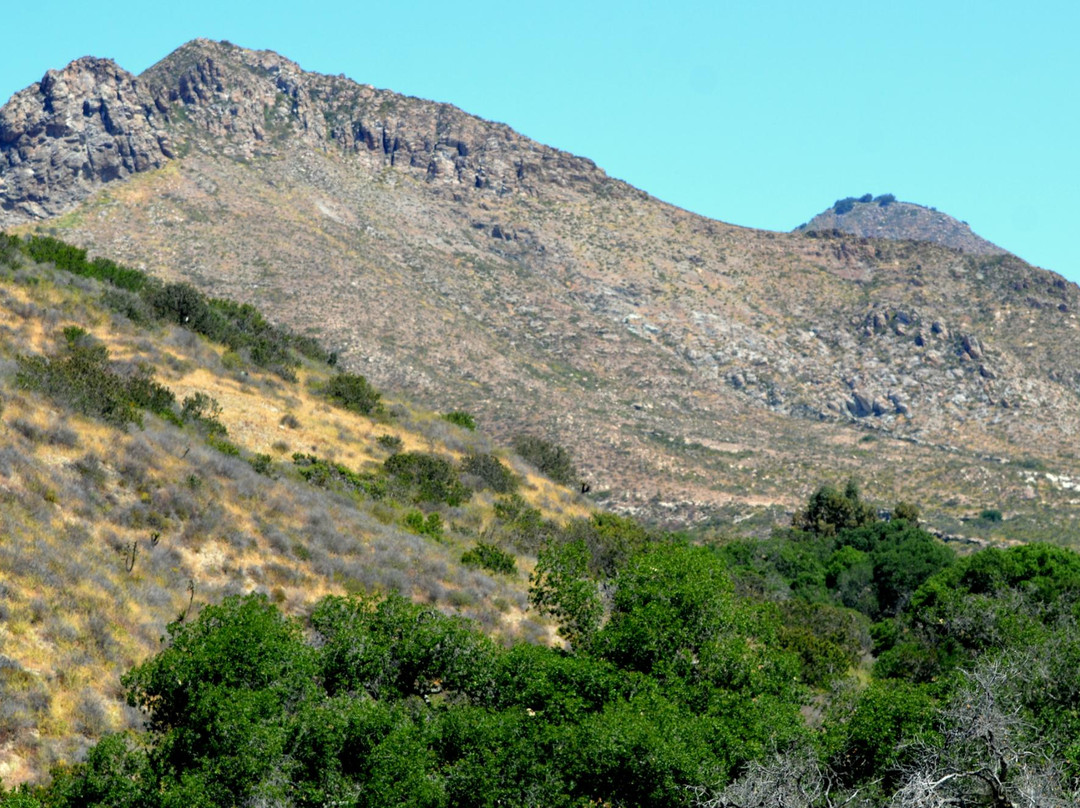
[
  {"left": 795, "top": 194, "right": 1007, "bottom": 256},
  {"left": 4, "top": 39, "right": 1080, "bottom": 540},
  {"left": 0, "top": 40, "right": 605, "bottom": 226}
]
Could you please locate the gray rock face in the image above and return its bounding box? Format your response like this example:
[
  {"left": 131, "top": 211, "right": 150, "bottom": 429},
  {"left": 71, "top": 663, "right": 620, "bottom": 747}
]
[
  {"left": 961, "top": 334, "right": 983, "bottom": 360},
  {"left": 0, "top": 40, "right": 614, "bottom": 226},
  {"left": 0, "top": 57, "right": 172, "bottom": 224},
  {"left": 138, "top": 40, "right": 608, "bottom": 197}
]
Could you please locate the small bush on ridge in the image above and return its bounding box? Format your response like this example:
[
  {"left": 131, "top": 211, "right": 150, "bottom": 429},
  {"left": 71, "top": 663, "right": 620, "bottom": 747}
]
[
  {"left": 442, "top": 411, "right": 476, "bottom": 430},
  {"left": 461, "top": 452, "right": 519, "bottom": 494}
]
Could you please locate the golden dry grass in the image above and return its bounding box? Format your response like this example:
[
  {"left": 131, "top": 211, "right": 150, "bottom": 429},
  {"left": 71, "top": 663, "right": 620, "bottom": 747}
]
[{"left": 0, "top": 259, "right": 587, "bottom": 784}]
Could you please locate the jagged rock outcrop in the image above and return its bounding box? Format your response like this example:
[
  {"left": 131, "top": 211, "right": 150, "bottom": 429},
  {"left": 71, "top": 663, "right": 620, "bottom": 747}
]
[
  {"left": 139, "top": 39, "right": 611, "bottom": 196},
  {"left": 0, "top": 58, "right": 171, "bottom": 223},
  {"left": 1, "top": 40, "right": 616, "bottom": 226}
]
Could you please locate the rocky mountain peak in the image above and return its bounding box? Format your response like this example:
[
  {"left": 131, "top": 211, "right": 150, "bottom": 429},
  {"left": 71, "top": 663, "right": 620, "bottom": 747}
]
[
  {"left": 1, "top": 40, "right": 617, "bottom": 226},
  {"left": 794, "top": 194, "right": 1007, "bottom": 256},
  {"left": 0, "top": 56, "right": 172, "bottom": 223},
  {"left": 142, "top": 39, "right": 613, "bottom": 195}
]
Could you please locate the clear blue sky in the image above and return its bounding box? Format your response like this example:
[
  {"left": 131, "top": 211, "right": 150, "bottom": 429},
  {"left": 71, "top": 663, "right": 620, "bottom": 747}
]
[{"left": 3, "top": 1, "right": 1078, "bottom": 280}]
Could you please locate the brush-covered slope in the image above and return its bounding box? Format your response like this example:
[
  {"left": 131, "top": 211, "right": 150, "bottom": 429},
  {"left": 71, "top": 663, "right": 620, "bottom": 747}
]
[
  {"left": 794, "top": 193, "right": 1007, "bottom": 256},
  {"left": 0, "top": 235, "right": 595, "bottom": 784},
  {"left": 5, "top": 40, "right": 1080, "bottom": 539}
]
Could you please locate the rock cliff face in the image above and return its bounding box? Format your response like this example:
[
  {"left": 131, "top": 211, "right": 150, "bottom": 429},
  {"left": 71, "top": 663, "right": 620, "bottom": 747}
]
[
  {"left": 0, "top": 57, "right": 172, "bottom": 222},
  {"left": 139, "top": 40, "right": 610, "bottom": 195}
]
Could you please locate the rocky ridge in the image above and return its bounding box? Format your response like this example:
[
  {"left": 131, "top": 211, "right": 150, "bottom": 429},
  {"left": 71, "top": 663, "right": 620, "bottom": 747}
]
[
  {"left": 142, "top": 40, "right": 610, "bottom": 195},
  {"left": 0, "top": 40, "right": 612, "bottom": 227}
]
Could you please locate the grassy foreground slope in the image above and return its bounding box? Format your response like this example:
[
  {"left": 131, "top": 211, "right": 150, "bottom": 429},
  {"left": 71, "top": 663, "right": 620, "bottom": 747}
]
[{"left": 0, "top": 235, "right": 588, "bottom": 783}]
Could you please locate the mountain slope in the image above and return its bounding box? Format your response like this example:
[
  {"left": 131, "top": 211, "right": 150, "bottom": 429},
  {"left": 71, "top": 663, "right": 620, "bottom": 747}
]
[{"left": 4, "top": 40, "right": 1080, "bottom": 539}]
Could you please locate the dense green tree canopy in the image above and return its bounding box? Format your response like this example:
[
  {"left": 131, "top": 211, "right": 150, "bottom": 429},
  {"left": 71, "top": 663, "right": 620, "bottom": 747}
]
[{"left": 9, "top": 484, "right": 1080, "bottom": 808}]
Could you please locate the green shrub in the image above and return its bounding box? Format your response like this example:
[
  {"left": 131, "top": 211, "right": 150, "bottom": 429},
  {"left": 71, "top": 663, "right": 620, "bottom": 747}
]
[
  {"left": 778, "top": 601, "right": 869, "bottom": 686},
  {"left": 461, "top": 452, "right": 519, "bottom": 493},
  {"left": 512, "top": 434, "right": 577, "bottom": 487},
  {"left": 0, "top": 233, "right": 20, "bottom": 269},
  {"left": 62, "top": 325, "right": 89, "bottom": 346},
  {"left": 150, "top": 281, "right": 213, "bottom": 330},
  {"left": 292, "top": 452, "right": 386, "bottom": 499},
  {"left": 493, "top": 494, "right": 533, "bottom": 522},
  {"left": 127, "top": 364, "right": 177, "bottom": 417},
  {"left": 221, "top": 350, "right": 244, "bottom": 371},
  {"left": 384, "top": 452, "right": 471, "bottom": 506},
  {"left": 529, "top": 538, "right": 602, "bottom": 649},
  {"left": 376, "top": 434, "right": 403, "bottom": 452},
  {"left": 403, "top": 510, "right": 443, "bottom": 538},
  {"left": 442, "top": 411, "right": 476, "bottom": 430},
  {"left": 21, "top": 234, "right": 149, "bottom": 291},
  {"left": 828, "top": 680, "right": 936, "bottom": 787},
  {"left": 849, "top": 521, "right": 955, "bottom": 607},
  {"left": 833, "top": 197, "right": 857, "bottom": 215},
  {"left": 780, "top": 625, "right": 853, "bottom": 687},
  {"left": 979, "top": 508, "right": 1003, "bottom": 523},
  {"left": 792, "top": 479, "right": 877, "bottom": 537},
  {"left": 249, "top": 453, "right": 273, "bottom": 476},
  {"left": 102, "top": 287, "right": 156, "bottom": 325},
  {"left": 491, "top": 494, "right": 551, "bottom": 552},
  {"left": 892, "top": 501, "right": 920, "bottom": 524},
  {"left": 207, "top": 435, "right": 241, "bottom": 456},
  {"left": 557, "top": 512, "right": 653, "bottom": 577},
  {"left": 324, "top": 372, "right": 381, "bottom": 415},
  {"left": 1013, "top": 456, "right": 1046, "bottom": 471},
  {"left": 462, "top": 542, "right": 517, "bottom": 575},
  {"left": 15, "top": 338, "right": 150, "bottom": 428},
  {"left": 181, "top": 392, "right": 227, "bottom": 435}
]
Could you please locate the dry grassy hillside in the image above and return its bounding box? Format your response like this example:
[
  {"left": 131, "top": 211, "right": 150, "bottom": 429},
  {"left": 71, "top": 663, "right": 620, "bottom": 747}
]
[{"left": 0, "top": 243, "right": 590, "bottom": 784}]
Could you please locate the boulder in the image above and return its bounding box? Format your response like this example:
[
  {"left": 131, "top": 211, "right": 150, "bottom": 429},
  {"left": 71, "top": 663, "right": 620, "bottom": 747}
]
[
  {"left": 961, "top": 334, "right": 983, "bottom": 360},
  {"left": 847, "top": 392, "right": 875, "bottom": 417}
]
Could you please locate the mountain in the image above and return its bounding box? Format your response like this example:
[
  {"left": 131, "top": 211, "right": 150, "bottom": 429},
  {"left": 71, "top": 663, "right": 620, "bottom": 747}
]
[
  {"left": 794, "top": 194, "right": 1008, "bottom": 256},
  {"left": 4, "top": 40, "right": 1080, "bottom": 540}
]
